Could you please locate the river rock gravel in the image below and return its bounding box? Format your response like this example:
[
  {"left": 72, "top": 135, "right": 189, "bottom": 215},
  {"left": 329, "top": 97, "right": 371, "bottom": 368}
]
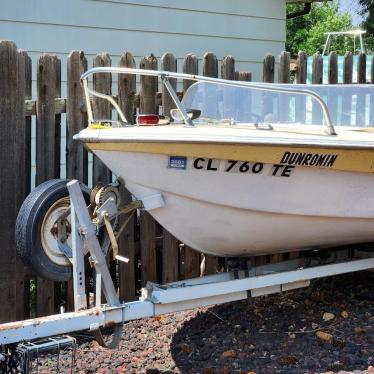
[{"left": 36, "top": 271, "right": 374, "bottom": 374}]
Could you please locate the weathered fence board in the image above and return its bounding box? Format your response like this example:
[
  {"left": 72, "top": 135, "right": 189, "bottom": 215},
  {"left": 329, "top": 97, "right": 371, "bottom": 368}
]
[
  {"left": 183, "top": 53, "right": 198, "bottom": 94},
  {"left": 139, "top": 54, "right": 158, "bottom": 286},
  {"left": 263, "top": 54, "right": 275, "bottom": 83},
  {"left": 181, "top": 54, "right": 202, "bottom": 278},
  {"left": 20, "top": 51, "right": 32, "bottom": 319},
  {"left": 162, "top": 230, "right": 179, "bottom": 284},
  {"left": 14, "top": 51, "right": 27, "bottom": 321},
  {"left": 342, "top": 52, "right": 353, "bottom": 125},
  {"left": 295, "top": 51, "right": 307, "bottom": 123},
  {"left": 66, "top": 50, "right": 89, "bottom": 311},
  {"left": 312, "top": 52, "right": 323, "bottom": 124},
  {"left": 278, "top": 52, "right": 290, "bottom": 131},
  {"left": 328, "top": 52, "right": 338, "bottom": 123},
  {"left": 67, "top": 51, "right": 88, "bottom": 184},
  {"left": 36, "top": 54, "right": 61, "bottom": 317},
  {"left": 93, "top": 53, "right": 112, "bottom": 186},
  {"left": 117, "top": 51, "right": 137, "bottom": 301},
  {"left": 161, "top": 52, "right": 177, "bottom": 117},
  {"left": 202, "top": 52, "right": 219, "bottom": 275},
  {"left": 356, "top": 53, "right": 367, "bottom": 126},
  {"left": 0, "top": 41, "right": 23, "bottom": 323},
  {"left": 118, "top": 51, "right": 136, "bottom": 125},
  {"left": 160, "top": 53, "right": 180, "bottom": 284}
]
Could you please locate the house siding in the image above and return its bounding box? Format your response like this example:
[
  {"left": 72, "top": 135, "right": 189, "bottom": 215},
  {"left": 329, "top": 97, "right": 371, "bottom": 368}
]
[{"left": 0, "top": 0, "right": 286, "bottom": 81}]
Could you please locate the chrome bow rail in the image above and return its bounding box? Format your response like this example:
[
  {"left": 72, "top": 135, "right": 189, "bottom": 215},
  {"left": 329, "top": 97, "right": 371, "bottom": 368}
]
[{"left": 81, "top": 67, "right": 337, "bottom": 136}]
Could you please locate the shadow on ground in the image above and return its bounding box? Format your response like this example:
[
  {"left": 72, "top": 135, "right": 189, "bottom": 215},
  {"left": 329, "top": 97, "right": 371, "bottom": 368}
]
[{"left": 170, "top": 272, "right": 374, "bottom": 374}]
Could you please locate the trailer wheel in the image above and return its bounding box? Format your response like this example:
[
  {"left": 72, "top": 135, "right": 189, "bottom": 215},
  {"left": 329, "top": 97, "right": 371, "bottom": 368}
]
[{"left": 15, "top": 179, "right": 91, "bottom": 282}]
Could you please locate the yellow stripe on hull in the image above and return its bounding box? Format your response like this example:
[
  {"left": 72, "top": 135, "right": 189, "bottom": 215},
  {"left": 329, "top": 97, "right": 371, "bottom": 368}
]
[{"left": 85, "top": 141, "right": 374, "bottom": 174}]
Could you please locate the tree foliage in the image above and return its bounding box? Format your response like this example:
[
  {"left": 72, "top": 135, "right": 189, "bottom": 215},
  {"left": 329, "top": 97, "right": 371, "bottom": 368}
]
[
  {"left": 357, "top": 0, "right": 374, "bottom": 51},
  {"left": 358, "top": 0, "right": 374, "bottom": 34},
  {"left": 286, "top": 1, "right": 352, "bottom": 56}
]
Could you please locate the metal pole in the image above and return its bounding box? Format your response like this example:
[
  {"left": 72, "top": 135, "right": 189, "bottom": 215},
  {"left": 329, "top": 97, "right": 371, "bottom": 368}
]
[
  {"left": 70, "top": 202, "right": 87, "bottom": 311},
  {"left": 161, "top": 75, "right": 194, "bottom": 127}
]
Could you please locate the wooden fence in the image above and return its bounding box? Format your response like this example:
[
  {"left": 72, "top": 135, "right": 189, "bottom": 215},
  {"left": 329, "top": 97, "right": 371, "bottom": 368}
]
[{"left": 0, "top": 40, "right": 373, "bottom": 322}]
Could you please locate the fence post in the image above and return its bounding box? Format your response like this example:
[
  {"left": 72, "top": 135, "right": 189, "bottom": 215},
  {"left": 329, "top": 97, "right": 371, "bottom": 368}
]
[
  {"left": 160, "top": 53, "right": 179, "bottom": 284},
  {"left": 278, "top": 51, "right": 290, "bottom": 124},
  {"left": 202, "top": 52, "right": 219, "bottom": 275},
  {"left": 328, "top": 51, "right": 338, "bottom": 84},
  {"left": 278, "top": 51, "right": 290, "bottom": 83},
  {"left": 67, "top": 51, "right": 88, "bottom": 184},
  {"left": 295, "top": 51, "right": 307, "bottom": 124},
  {"left": 36, "top": 53, "right": 60, "bottom": 316},
  {"left": 162, "top": 229, "right": 179, "bottom": 283},
  {"left": 0, "top": 41, "right": 25, "bottom": 322},
  {"left": 341, "top": 52, "right": 353, "bottom": 126},
  {"left": 181, "top": 53, "right": 201, "bottom": 278},
  {"left": 117, "top": 51, "right": 137, "bottom": 300},
  {"left": 184, "top": 244, "right": 201, "bottom": 279},
  {"left": 20, "top": 51, "right": 32, "bottom": 319},
  {"left": 262, "top": 54, "right": 275, "bottom": 126},
  {"left": 221, "top": 56, "right": 236, "bottom": 119},
  {"left": 66, "top": 51, "right": 88, "bottom": 310},
  {"left": 14, "top": 51, "right": 27, "bottom": 321},
  {"left": 221, "top": 55, "right": 235, "bottom": 80},
  {"left": 263, "top": 54, "right": 275, "bottom": 83},
  {"left": 271, "top": 51, "right": 290, "bottom": 265},
  {"left": 139, "top": 54, "right": 158, "bottom": 286},
  {"left": 343, "top": 51, "right": 353, "bottom": 84},
  {"left": 161, "top": 52, "right": 177, "bottom": 117},
  {"left": 183, "top": 53, "right": 198, "bottom": 94},
  {"left": 295, "top": 51, "right": 307, "bottom": 84},
  {"left": 356, "top": 53, "right": 366, "bottom": 126},
  {"left": 203, "top": 52, "right": 218, "bottom": 77},
  {"left": 118, "top": 51, "right": 136, "bottom": 125},
  {"left": 55, "top": 59, "right": 62, "bottom": 178},
  {"left": 312, "top": 52, "right": 323, "bottom": 84},
  {"left": 311, "top": 52, "right": 323, "bottom": 124},
  {"left": 328, "top": 51, "right": 338, "bottom": 122},
  {"left": 93, "top": 53, "right": 112, "bottom": 185}
]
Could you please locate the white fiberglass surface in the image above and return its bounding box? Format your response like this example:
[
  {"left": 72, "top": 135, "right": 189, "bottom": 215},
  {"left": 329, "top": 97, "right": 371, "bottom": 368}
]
[{"left": 182, "top": 81, "right": 374, "bottom": 128}]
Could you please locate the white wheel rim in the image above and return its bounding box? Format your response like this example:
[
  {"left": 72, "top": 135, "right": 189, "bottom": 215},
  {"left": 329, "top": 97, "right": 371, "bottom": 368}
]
[{"left": 41, "top": 197, "right": 72, "bottom": 267}]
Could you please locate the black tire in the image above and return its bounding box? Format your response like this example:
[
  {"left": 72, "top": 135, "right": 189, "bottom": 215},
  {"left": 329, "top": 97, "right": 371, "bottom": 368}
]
[{"left": 15, "top": 179, "right": 90, "bottom": 282}]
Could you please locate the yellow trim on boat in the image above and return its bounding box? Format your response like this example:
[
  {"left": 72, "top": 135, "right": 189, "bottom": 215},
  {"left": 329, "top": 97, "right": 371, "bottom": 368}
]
[{"left": 85, "top": 142, "right": 374, "bottom": 174}]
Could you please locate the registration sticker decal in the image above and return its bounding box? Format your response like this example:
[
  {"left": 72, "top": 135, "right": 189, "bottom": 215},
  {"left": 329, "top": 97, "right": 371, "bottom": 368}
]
[{"left": 168, "top": 156, "right": 187, "bottom": 170}]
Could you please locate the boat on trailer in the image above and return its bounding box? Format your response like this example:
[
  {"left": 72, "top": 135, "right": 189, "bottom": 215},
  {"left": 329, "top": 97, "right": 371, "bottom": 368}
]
[
  {"left": 1, "top": 67, "right": 374, "bottom": 354},
  {"left": 77, "top": 67, "right": 374, "bottom": 257}
]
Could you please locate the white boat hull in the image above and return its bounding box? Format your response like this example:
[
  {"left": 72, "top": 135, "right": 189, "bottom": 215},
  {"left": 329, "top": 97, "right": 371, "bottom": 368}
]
[{"left": 92, "top": 149, "right": 374, "bottom": 257}]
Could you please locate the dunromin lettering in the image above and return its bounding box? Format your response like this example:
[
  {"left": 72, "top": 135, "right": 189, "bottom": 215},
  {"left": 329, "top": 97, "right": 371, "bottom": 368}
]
[{"left": 280, "top": 151, "right": 338, "bottom": 168}]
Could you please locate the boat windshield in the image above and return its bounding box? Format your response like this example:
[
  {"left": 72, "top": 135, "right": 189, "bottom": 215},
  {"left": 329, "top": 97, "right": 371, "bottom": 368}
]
[{"left": 182, "top": 81, "right": 374, "bottom": 128}]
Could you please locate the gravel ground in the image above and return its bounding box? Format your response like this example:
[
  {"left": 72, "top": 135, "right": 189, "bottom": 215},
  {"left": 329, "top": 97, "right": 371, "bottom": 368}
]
[{"left": 36, "top": 271, "right": 374, "bottom": 374}]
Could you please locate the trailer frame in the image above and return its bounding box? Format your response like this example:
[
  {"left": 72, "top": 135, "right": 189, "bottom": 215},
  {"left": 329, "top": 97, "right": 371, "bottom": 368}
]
[{"left": 1, "top": 180, "right": 374, "bottom": 348}]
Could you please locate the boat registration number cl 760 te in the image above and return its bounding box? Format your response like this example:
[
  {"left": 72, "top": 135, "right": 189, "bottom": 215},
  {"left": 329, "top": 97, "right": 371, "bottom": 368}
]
[{"left": 192, "top": 158, "right": 294, "bottom": 177}]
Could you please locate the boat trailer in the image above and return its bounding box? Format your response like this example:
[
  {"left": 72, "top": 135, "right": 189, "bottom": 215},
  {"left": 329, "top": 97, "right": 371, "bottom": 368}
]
[{"left": 1, "top": 180, "right": 374, "bottom": 350}]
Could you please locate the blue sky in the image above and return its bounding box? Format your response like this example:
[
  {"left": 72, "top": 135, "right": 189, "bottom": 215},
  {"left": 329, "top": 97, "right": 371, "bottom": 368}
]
[{"left": 339, "top": 0, "right": 363, "bottom": 25}]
